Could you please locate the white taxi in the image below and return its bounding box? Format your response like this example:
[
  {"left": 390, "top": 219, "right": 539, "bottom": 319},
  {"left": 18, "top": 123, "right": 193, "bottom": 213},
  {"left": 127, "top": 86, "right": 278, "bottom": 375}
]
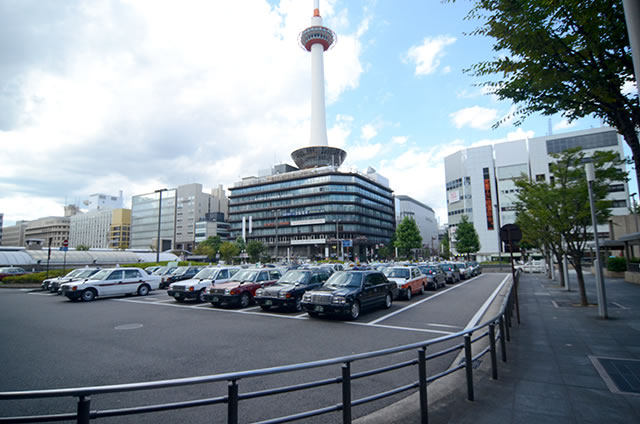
[{"left": 59, "top": 267, "right": 161, "bottom": 302}]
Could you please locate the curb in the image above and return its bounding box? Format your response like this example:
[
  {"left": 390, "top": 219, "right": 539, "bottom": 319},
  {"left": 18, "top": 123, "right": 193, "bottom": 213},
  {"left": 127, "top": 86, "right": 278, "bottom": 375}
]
[{"left": 354, "top": 275, "right": 514, "bottom": 424}]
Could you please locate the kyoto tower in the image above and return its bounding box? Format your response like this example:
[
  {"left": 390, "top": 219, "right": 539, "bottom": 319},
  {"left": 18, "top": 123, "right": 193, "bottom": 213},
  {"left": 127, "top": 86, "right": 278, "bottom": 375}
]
[{"left": 291, "top": 0, "right": 347, "bottom": 169}]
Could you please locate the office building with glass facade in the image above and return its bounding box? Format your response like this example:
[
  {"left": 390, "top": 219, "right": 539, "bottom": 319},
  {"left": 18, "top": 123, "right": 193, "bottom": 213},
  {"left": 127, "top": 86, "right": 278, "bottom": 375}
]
[
  {"left": 228, "top": 165, "right": 395, "bottom": 261},
  {"left": 130, "top": 189, "right": 177, "bottom": 251}
]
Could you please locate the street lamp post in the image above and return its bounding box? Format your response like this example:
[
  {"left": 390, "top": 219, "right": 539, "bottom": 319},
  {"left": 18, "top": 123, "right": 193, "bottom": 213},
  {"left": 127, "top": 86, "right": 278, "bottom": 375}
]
[
  {"left": 585, "top": 163, "right": 607, "bottom": 319},
  {"left": 631, "top": 192, "right": 639, "bottom": 233},
  {"left": 155, "top": 188, "right": 167, "bottom": 263}
]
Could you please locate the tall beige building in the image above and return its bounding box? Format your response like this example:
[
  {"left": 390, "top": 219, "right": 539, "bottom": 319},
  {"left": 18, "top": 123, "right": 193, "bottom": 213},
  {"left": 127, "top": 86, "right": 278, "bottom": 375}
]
[
  {"left": 175, "top": 183, "right": 228, "bottom": 251},
  {"left": 0, "top": 220, "right": 30, "bottom": 247},
  {"left": 24, "top": 216, "right": 70, "bottom": 248},
  {"left": 109, "top": 209, "right": 131, "bottom": 249},
  {"left": 69, "top": 208, "right": 132, "bottom": 249}
]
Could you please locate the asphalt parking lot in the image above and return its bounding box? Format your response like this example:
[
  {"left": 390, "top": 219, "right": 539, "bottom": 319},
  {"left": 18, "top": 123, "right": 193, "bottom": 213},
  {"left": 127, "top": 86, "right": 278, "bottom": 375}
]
[{"left": 0, "top": 272, "right": 509, "bottom": 423}]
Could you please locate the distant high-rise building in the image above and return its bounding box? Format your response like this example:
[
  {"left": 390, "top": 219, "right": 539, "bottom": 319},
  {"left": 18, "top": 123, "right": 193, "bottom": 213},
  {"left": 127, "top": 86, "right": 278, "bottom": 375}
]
[
  {"left": 395, "top": 195, "right": 439, "bottom": 254},
  {"left": 69, "top": 208, "right": 131, "bottom": 249},
  {"left": 444, "top": 127, "right": 629, "bottom": 260},
  {"left": 24, "top": 216, "right": 70, "bottom": 248},
  {"left": 85, "top": 191, "right": 124, "bottom": 211},
  {"left": 0, "top": 221, "right": 29, "bottom": 247}
]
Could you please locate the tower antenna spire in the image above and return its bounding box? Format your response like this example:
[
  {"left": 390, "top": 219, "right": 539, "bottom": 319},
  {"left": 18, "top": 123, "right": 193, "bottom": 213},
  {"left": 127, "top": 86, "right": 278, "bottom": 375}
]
[{"left": 291, "top": 0, "right": 346, "bottom": 169}]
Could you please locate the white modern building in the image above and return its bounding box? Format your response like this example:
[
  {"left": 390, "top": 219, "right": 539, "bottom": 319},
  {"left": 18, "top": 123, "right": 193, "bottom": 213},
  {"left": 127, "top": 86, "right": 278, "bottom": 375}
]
[
  {"left": 444, "top": 127, "right": 629, "bottom": 260},
  {"left": 130, "top": 183, "right": 229, "bottom": 252},
  {"left": 395, "top": 195, "right": 439, "bottom": 254},
  {"left": 85, "top": 192, "right": 124, "bottom": 211},
  {"left": 69, "top": 208, "right": 132, "bottom": 249}
]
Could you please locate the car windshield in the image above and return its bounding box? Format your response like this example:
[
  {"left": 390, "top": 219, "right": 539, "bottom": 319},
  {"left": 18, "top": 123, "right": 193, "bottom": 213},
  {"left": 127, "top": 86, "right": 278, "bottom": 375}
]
[
  {"left": 194, "top": 268, "right": 219, "bottom": 279},
  {"left": 152, "top": 267, "right": 167, "bottom": 275},
  {"left": 65, "top": 269, "right": 83, "bottom": 278},
  {"left": 419, "top": 266, "right": 436, "bottom": 274},
  {"left": 278, "top": 271, "right": 309, "bottom": 285},
  {"left": 440, "top": 265, "right": 452, "bottom": 271},
  {"left": 173, "top": 267, "right": 188, "bottom": 275},
  {"left": 76, "top": 269, "right": 98, "bottom": 278},
  {"left": 383, "top": 268, "right": 410, "bottom": 278},
  {"left": 233, "top": 270, "right": 258, "bottom": 282},
  {"left": 324, "top": 272, "right": 363, "bottom": 288},
  {"left": 90, "top": 269, "right": 112, "bottom": 280}
]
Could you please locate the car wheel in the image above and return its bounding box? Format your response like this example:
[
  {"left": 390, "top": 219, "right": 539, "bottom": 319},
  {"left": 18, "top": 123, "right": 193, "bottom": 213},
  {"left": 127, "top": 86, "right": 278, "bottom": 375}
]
[
  {"left": 175, "top": 296, "right": 185, "bottom": 303},
  {"left": 384, "top": 293, "right": 392, "bottom": 309},
  {"left": 196, "top": 289, "right": 206, "bottom": 303},
  {"left": 349, "top": 302, "right": 361, "bottom": 320},
  {"left": 137, "top": 284, "right": 150, "bottom": 296},
  {"left": 290, "top": 297, "right": 302, "bottom": 312},
  {"left": 239, "top": 292, "right": 251, "bottom": 308},
  {"left": 419, "top": 284, "right": 425, "bottom": 295},
  {"left": 260, "top": 305, "right": 271, "bottom": 311},
  {"left": 81, "top": 289, "right": 96, "bottom": 302},
  {"left": 406, "top": 288, "right": 412, "bottom": 300}
]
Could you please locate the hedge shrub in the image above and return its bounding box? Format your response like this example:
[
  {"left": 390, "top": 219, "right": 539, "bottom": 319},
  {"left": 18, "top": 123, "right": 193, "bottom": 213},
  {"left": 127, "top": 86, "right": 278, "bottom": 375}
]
[
  {"left": 606, "top": 256, "right": 627, "bottom": 272},
  {"left": 2, "top": 269, "right": 68, "bottom": 285}
]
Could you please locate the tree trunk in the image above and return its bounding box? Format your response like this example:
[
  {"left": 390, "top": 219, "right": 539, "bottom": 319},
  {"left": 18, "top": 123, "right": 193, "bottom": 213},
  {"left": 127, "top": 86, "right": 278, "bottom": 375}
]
[
  {"left": 554, "top": 251, "right": 565, "bottom": 288},
  {"left": 572, "top": 259, "right": 589, "bottom": 307}
]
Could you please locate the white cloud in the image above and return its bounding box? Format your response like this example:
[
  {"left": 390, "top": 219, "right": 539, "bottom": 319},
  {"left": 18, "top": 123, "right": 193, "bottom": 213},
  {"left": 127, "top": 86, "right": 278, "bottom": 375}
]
[
  {"left": 391, "top": 136, "right": 408, "bottom": 145},
  {"left": 406, "top": 35, "right": 456, "bottom": 76},
  {"left": 361, "top": 124, "right": 377, "bottom": 141},
  {"left": 622, "top": 80, "right": 638, "bottom": 96},
  {"left": 553, "top": 119, "right": 576, "bottom": 131},
  {"left": 0, "top": 0, "right": 368, "bottom": 225},
  {"left": 442, "top": 65, "right": 452, "bottom": 74},
  {"left": 449, "top": 106, "right": 499, "bottom": 130}
]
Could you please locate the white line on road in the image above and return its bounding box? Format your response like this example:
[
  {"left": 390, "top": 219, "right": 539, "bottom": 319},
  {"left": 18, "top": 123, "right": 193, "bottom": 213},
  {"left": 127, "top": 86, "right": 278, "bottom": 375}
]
[
  {"left": 27, "top": 292, "right": 58, "bottom": 296},
  {"left": 611, "top": 301, "right": 629, "bottom": 310},
  {"left": 551, "top": 300, "right": 559, "bottom": 308},
  {"left": 347, "top": 321, "right": 454, "bottom": 335},
  {"left": 295, "top": 313, "right": 308, "bottom": 318},
  {"left": 427, "top": 323, "right": 463, "bottom": 329},
  {"left": 464, "top": 274, "right": 510, "bottom": 330},
  {"left": 367, "top": 275, "right": 483, "bottom": 326}
]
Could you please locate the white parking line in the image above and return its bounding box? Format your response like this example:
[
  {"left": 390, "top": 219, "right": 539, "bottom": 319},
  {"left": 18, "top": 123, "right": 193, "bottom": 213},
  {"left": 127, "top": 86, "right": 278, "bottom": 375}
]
[
  {"left": 28, "top": 292, "right": 58, "bottom": 296},
  {"left": 242, "top": 306, "right": 261, "bottom": 312},
  {"left": 367, "top": 275, "right": 484, "bottom": 326},
  {"left": 295, "top": 313, "right": 308, "bottom": 318},
  {"left": 611, "top": 301, "right": 629, "bottom": 310},
  {"left": 427, "top": 323, "right": 463, "bottom": 329},
  {"left": 153, "top": 299, "right": 178, "bottom": 303},
  {"left": 464, "top": 274, "right": 510, "bottom": 330},
  {"left": 551, "top": 300, "right": 559, "bottom": 308},
  {"left": 347, "top": 321, "right": 454, "bottom": 335}
]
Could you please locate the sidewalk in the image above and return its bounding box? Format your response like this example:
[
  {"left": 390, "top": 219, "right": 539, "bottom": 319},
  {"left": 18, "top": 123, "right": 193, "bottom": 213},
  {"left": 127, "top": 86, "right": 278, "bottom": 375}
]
[{"left": 434, "top": 271, "right": 640, "bottom": 424}]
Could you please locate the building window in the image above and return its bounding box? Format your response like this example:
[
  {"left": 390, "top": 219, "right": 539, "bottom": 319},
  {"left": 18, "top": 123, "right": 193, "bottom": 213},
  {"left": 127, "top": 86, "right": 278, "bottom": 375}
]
[
  {"left": 611, "top": 200, "right": 627, "bottom": 208},
  {"left": 536, "top": 174, "right": 545, "bottom": 182}
]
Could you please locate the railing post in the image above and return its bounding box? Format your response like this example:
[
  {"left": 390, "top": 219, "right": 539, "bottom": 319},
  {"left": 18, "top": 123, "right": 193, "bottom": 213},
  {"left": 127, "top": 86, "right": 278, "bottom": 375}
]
[
  {"left": 418, "top": 347, "right": 428, "bottom": 424},
  {"left": 499, "top": 315, "right": 507, "bottom": 362},
  {"left": 228, "top": 380, "right": 238, "bottom": 424},
  {"left": 488, "top": 322, "right": 498, "bottom": 380},
  {"left": 342, "top": 362, "right": 352, "bottom": 424},
  {"left": 464, "top": 334, "right": 474, "bottom": 401},
  {"left": 77, "top": 395, "right": 91, "bottom": 424}
]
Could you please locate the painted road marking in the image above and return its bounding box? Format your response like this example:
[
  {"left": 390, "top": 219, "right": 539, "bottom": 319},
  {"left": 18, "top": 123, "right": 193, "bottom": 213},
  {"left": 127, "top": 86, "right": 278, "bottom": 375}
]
[
  {"left": 367, "top": 274, "right": 484, "bottom": 326},
  {"left": 464, "top": 274, "right": 510, "bottom": 330}
]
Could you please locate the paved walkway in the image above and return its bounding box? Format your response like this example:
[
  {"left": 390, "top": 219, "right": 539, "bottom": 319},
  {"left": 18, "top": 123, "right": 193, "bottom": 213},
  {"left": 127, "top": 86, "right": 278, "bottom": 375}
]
[{"left": 434, "top": 270, "right": 640, "bottom": 424}]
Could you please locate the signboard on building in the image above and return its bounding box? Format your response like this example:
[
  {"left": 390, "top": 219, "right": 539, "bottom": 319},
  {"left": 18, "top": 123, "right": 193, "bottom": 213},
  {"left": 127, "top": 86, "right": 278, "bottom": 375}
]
[
  {"left": 448, "top": 190, "right": 460, "bottom": 203},
  {"left": 342, "top": 239, "right": 353, "bottom": 247},
  {"left": 291, "top": 218, "right": 326, "bottom": 226}
]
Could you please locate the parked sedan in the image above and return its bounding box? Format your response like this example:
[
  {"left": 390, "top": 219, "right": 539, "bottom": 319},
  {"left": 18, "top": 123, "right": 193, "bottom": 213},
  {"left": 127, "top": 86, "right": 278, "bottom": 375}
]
[
  {"left": 48, "top": 267, "right": 101, "bottom": 293},
  {"left": 161, "top": 266, "right": 203, "bottom": 289},
  {"left": 167, "top": 266, "right": 241, "bottom": 302},
  {"left": 301, "top": 270, "right": 396, "bottom": 320},
  {"left": 255, "top": 269, "right": 330, "bottom": 312},
  {"left": 382, "top": 266, "right": 427, "bottom": 300},
  {"left": 0, "top": 267, "right": 28, "bottom": 281},
  {"left": 59, "top": 267, "right": 160, "bottom": 302},
  {"left": 204, "top": 268, "right": 282, "bottom": 308},
  {"left": 417, "top": 265, "right": 446, "bottom": 290},
  {"left": 440, "top": 263, "right": 461, "bottom": 284}
]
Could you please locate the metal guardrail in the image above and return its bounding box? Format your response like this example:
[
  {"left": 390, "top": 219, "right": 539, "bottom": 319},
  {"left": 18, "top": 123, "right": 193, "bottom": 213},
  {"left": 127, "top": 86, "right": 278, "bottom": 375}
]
[{"left": 0, "top": 271, "right": 521, "bottom": 424}]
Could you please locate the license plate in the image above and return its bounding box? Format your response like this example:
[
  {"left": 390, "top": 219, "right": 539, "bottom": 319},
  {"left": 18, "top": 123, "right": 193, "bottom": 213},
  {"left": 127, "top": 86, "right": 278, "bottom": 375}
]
[
  {"left": 314, "top": 305, "right": 324, "bottom": 312},
  {"left": 174, "top": 293, "right": 181, "bottom": 298},
  {"left": 265, "top": 300, "right": 272, "bottom": 306},
  {"left": 212, "top": 296, "right": 219, "bottom": 302}
]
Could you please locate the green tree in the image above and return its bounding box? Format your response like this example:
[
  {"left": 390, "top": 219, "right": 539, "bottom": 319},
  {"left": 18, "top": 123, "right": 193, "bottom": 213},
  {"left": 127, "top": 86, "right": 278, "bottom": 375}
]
[
  {"left": 201, "top": 236, "right": 223, "bottom": 252},
  {"left": 514, "top": 148, "right": 627, "bottom": 306},
  {"left": 453, "top": 215, "right": 480, "bottom": 259},
  {"left": 219, "top": 241, "right": 240, "bottom": 264},
  {"left": 235, "top": 237, "right": 246, "bottom": 253},
  {"left": 75, "top": 244, "right": 90, "bottom": 251},
  {"left": 246, "top": 240, "right": 267, "bottom": 263},
  {"left": 441, "top": 231, "right": 451, "bottom": 260},
  {"left": 193, "top": 244, "right": 216, "bottom": 262},
  {"left": 456, "top": 0, "right": 640, "bottom": 188},
  {"left": 394, "top": 217, "right": 423, "bottom": 258}
]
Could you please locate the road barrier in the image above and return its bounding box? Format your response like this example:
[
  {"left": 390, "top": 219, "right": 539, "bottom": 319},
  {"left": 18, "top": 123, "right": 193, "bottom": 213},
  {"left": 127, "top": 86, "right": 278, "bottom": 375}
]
[{"left": 0, "top": 271, "right": 520, "bottom": 423}]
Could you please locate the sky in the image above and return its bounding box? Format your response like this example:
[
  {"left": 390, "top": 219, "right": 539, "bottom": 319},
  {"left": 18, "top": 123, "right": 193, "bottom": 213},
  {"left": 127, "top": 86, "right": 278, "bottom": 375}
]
[{"left": 0, "top": 0, "right": 630, "bottom": 228}]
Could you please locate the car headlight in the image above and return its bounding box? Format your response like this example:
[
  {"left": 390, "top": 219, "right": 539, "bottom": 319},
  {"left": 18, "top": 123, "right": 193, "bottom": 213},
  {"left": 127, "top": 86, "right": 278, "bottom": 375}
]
[
  {"left": 224, "top": 288, "right": 231, "bottom": 295},
  {"left": 208, "top": 287, "right": 215, "bottom": 294},
  {"left": 188, "top": 286, "right": 194, "bottom": 292},
  {"left": 256, "top": 289, "right": 264, "bottom": 297},
  {"left": 278, "top": 291, "right": 291, "bottom": 299},
  {"left": 396, "top": 282, "right": 403, "bottom": 288},
  {"left": 302, "top": 293, "right": 312, "bottom": 302},
  {"left": 332, "top": 296, "right": 347, "bottom": 304}
]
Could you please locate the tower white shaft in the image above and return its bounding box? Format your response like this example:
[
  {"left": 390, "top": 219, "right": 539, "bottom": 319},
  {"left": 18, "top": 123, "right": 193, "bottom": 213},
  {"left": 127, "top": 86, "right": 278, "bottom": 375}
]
[{"left": 310, "top": 41, "right": 329, "bottom": 146}]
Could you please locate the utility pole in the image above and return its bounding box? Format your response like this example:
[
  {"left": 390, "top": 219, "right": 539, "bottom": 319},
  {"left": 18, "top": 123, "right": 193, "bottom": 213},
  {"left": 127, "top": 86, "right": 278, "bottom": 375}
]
[{"left": 155, "top": 188, "right": 167, "bottom": 263}]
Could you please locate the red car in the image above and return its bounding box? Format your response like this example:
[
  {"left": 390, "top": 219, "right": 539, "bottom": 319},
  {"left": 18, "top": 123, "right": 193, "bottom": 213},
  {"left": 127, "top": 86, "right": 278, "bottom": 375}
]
[
  {"left": 203, "top": 268, "right": 282, "bottom": 308},
  {"left": 0, "top": 267, "right": 28, "bottom": 281}
]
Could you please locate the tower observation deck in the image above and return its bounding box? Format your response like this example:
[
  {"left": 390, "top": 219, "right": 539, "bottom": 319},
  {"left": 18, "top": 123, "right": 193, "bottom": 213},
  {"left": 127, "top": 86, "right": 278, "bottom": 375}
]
[{"left": 291, "top": 0, "right": 346, "bottom": 169}]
